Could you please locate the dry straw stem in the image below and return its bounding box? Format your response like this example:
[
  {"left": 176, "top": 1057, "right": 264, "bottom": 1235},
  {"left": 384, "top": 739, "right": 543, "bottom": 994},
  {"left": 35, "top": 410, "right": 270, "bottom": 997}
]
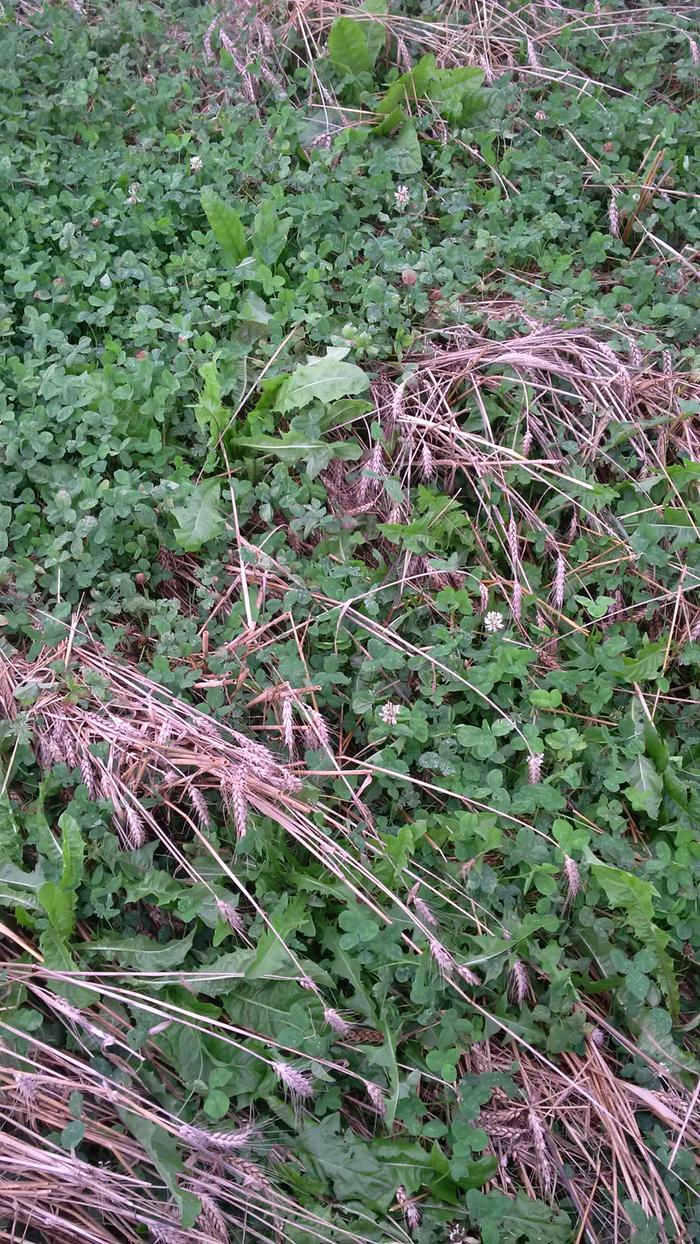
[
  {"left": 0, "top": 1015, "right": 372, "bottom": 1244},
  {"left": 0, "top": 616, "right": 459, "bottom": 956},
  {"left": 469, "top": 1036, "right": 697, "bottom": 1240},
  {"left": 5, "top": 959, "right": 390, "bottom": 1120},
  {"left": 0, "top": 623, "right": 302, "bottom": 847},
  {"left": 383, "top": 322, "right": 700, "bottom": 602},
  {"left": 319, "top": 354, "right": 667, "bottom": 642},
  {"left": 269, "top": 0, "right": 671, "bottom": 100},
  {"left": 3, "top": 605, "right": 697, "bottom": 1228}
]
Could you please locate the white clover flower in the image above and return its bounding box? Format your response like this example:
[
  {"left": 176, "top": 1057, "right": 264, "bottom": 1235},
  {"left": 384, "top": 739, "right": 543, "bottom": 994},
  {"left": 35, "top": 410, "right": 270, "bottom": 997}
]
[
  {"left": 189, "top": 155, "right": 203, "bottom": 173},
  {"left": 394, "top": 184, "right": 410, "bottom": 209},
  {"left": 484, "top": 611, "right": 504, "bottom": 634},
  {"left": 379, "top": 702, "right": 401, "bottom": 725}
]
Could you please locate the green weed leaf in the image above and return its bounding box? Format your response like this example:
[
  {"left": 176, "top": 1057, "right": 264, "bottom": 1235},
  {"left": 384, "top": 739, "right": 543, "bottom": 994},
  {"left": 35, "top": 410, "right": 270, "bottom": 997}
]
[
  {"left": 194, "top": 358, "right": 228, "bottom": 445},
  {"left": 592, "top": 864, "right": 656, "bottom": 930},
  {"left": 59, "top": 812, "right": 84, "bottom": 890},
  {"left": 328, "top": 17, "right": 372, "bottom": 77},
  {"left": 201, "top": 187, "right": 248, "bottom": 266},
  {"left": 427, "top": 66, "right": 485, "bottom": 125},
  {"left": 37, "top": 881, "right": 75, "bottom": 940},
  {"left": 172, "top": 480, "right": 225, "bottom": 551},
  {"left": 384, "top": 121, "right": 423, "bottom": 174},
  {"left": 252, "top": 199, "right": 292, "bottom": 266},
  {"left": 86, "top": 930, "right": 195, "bottom": 970},
  {"left": 377, "top": 54, "right": 436, "bottom": 114},
  {"left": 363, "top": 0, "right": 387, "bottom": 67},
  {"left": 276, "top": 349, "right": 369, "bottom": 412},
  {"left": 231, "top": 429, "right": 361, "bottom": 478},
  {"left": 467, "top": 1189, "right": 572, "bottom": 1244},
  {"left": 624, "top": 755, "right": 663, "bottom": 818}
]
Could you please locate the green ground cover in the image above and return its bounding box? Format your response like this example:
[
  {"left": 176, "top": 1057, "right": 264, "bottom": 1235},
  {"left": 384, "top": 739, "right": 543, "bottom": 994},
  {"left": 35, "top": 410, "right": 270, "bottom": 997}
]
[{"left": 0, "top": 1, "right": 699, "bottom": 1240}]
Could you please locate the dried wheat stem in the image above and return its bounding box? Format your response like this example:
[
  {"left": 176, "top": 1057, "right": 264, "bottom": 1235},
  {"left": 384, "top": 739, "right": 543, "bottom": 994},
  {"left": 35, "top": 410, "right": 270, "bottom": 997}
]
[
  {"left": 221, "top": 766, "right": 248, "bottom": 840},
  {"left": 367, "top": 1081, "right": 387, "bottom": 1118},
  {"left": 181, "top": 1122, "right": 257, "bottom": 1153},
  {"left": 273, "top": 1061, "right": 314, "bottom": 1110},
  {"left": 528, "top": 1109, "right": 554, "bottom": 1195},
  {"left": 396, "top": 1186, "right": 422, "bottom": 1233},
  {"left": 526, "top": 38, "right": 540, "bottom": 70},
  {"left": 420, "top": 442, "right": 435, "bottom": 480},
  {"left": 510, "top": 959, "right": 529, "bottom": 1006},
  {"left": 429, "top": 939, "right": 455, "bottom": 978},
  {"left": 527, "top": 754, "right": 544, "bottom": 785},
  {"left": 189, "top": 786, "right": 209, "bottom": 827},
  {"left": 456, "top": 963, "right": 480, "bottom": 987},
  {"left": 609, "top": 188, "right": 620, "bottom": 238},
  {"left": 216, "top": 898, "right": 245, "bottom": 935},
  {"left": 196, "top": 1194, "right": 228, "bottom": 1243},
  {"left": 551, "top": 553, "right": 566, "bottom": 611},
  {"left": 281, "top": 690, "right": 295, "bottom": 755},
  {"left": 324, "top": 1007, "right": 352, "bottom": 1038}
]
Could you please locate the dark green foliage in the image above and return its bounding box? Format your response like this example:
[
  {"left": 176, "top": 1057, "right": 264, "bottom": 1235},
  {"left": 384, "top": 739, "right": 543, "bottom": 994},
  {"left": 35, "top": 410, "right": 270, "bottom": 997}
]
[{"left": 0, "top": 1, "right": 699, "bottom": 1242}]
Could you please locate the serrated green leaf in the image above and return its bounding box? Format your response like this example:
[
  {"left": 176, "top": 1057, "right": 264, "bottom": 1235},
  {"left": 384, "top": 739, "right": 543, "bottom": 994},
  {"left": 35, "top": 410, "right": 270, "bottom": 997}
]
[
  {"left": 276, "top": 350, "right": 369, "bottom": 412},
  {"left": 624, "top": 754, "right": 663, "bottom": 818},
  {"left": 201, "top": 187, "right": 248, "bottom": 266},
  {"left": 119, "top": 1109, "right": 200, "bottom": 1227},
  {"left": 383, "top": 120, "right": 423, "bottom": 174},
  {"left": 239, "top": 290, "right": 272, "bottom": 326},
  {"left": 0, "top": 860, "right": 45, "bottom": 912},
  {"left": 618, "top": 641, "right": 666, "bottom": 684},
  {"left": 328, "top": 17, "right": 372, "bottom": 77},
  {"left": 650, "top": 924, "right": 680, "bottom": 1020},
  {"left": 377, "top": 53, "right": 436, "bottom": 114},
  {"left": 37, "top": 881, "right": 75, "bottom": 939},
  {"left": 372, "top": 105, "right": 404, "bottom": 136},
  {"left": 427, "top": 65, "right": 485, "bottom": 125},
  {"left": 40, "top": 934, "right": 93, "bottom": 1008},
  {"left": 59, "top": 812, "right": 84, "bottom": 890},
  {"left": 467, "top": 1188, "right": 572, "bottom": 1244},
  {"left": 194, "top": 358, "right": 228, "bottom": 444},
  {"left": 296, "top": 1114, "right": 435, "bottom": 1210},
  {"left": 362, "top": 0, "right": 387, "bottom": 66},
  {"left": 592, "top": 864, "right": 656, "bottom": 931},
  {"left": 172, "top": 480, "right": 225, "bottom": 552},
  {"left": 592, "top": 864, "right": 679, "bottom": 1013},
  {"left": 86, "top": 930, "right": 195, "bottom": 971},
  {"left": 231, "top": 429, "right": 361, "bottom": 478},
  {"left": 252, "top": 199, "right": 292, "bottom": 266}
]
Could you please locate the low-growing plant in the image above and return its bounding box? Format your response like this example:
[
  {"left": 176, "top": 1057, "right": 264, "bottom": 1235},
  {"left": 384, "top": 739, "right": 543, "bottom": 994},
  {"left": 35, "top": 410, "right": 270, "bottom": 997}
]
[{"left": 0, "top": 1, "right": 698, "bottom": 1242}]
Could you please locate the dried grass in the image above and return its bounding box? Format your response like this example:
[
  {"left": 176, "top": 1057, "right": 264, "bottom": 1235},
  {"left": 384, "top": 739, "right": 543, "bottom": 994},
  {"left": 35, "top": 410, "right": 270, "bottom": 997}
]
[
  {"left": 466, "top": 1035, "right": 698, "bottom": 1241},
  {"left": 314, "top": 319, "right": 700, "bottom": 645},
  {"left": 1, "top": 627, "right": 301, "bottom": 858},
  {"left": 0, "top": 1017, "right": 372, "bottom": 1244},
  {"left": 202, "top": 0, "right": 700, "bottom": 116},
  {"left": 2, "top": 604, "right": 698, "bottom": 1238}
]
